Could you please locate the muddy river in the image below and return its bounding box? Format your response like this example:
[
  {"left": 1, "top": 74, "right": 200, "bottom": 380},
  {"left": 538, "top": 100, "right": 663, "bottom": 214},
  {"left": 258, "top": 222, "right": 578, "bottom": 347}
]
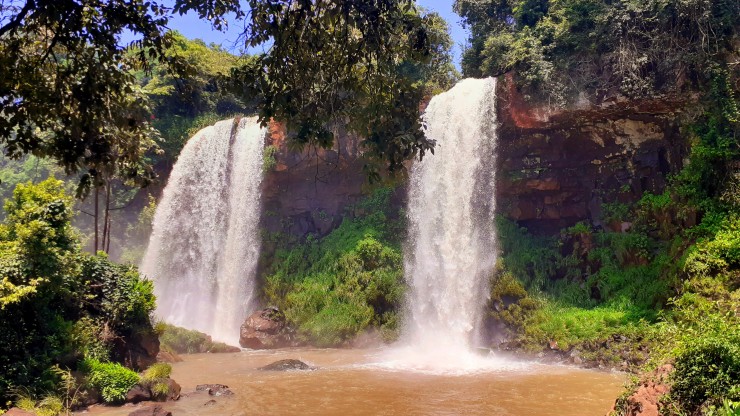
[{"left": 85, "top": 348, "right": 625, "bottom": 416}]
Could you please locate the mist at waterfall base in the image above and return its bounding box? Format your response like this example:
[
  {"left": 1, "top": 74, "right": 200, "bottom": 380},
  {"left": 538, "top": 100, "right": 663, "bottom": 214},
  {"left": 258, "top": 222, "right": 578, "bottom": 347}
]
[
  {"left": 141, "top": 117, "right": 265, "bottom": 345},
  {"left": 373, "top": 77, "right": 528, "bottom": 374}
]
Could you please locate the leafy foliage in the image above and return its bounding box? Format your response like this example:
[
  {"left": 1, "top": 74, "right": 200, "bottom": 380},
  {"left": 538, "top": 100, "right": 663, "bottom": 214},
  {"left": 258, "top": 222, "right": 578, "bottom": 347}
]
[
  {"left": 0, "top": 178, "right": 76, "bottom": 306},
  {"left": 81, "top": 358, "right": 139, "bottom": 404},
  {"left": 1, "top": 0, "right": 456, "bottom": 185},
  {"left": 0, "top": 180, "right": 156, "bottom": 405},
  {"left": 0, "top": 0, "right": 174, "bottom": 194},
  {"left": 226, "top": 0, "right": 457, "bottom": 177},
  {"left": 264, "top": 187, "right": 405, "bottom": 346},
  {"left": 455, "top": 0, "right": 740, "bottom": 106}
]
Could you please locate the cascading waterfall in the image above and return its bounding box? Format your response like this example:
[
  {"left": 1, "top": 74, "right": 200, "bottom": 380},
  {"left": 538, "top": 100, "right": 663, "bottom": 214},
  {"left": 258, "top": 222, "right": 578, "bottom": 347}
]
[
  {"left": 391, "top": 78, "right": 502, "bottom": 371},
  {"left": 141, "top": 117, "right": 266, "bottom": 345}
]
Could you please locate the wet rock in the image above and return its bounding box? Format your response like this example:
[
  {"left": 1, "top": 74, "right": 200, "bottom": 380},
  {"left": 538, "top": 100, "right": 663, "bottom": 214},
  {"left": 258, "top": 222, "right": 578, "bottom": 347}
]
[
  {"left": 261, "top": 122, "right": 368, "bottom": 243},
  {"left": 196, "top": 384, "right": 233, "bottom": 396},
  {"left": 112, "top": 330, "right": 160, "bottom": 371},
  {"left": 258, "top": 359, "right": 316, "bottom": 371},
  {"left": 160, "top": 379, "right": 181, "bottom": 402},
  {"left": 5, "top": 408, "right": 36, "bottom": 416},
  {"left": 128, "top": 405, "right": 172, "bottom": 416},
  {"left": 126, "top": 384, "right": 152, "bottom": 403},
  {"left": 239, "top": 307, "right": 290, "bottom": 349},
  {"left": 157, "top": 350, "right": 183, "bottom": 363}
]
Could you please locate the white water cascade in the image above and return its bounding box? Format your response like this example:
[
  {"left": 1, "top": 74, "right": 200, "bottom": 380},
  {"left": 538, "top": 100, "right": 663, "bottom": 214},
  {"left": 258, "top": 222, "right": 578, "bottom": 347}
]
[
  {"left": 141, "top": 117, "right": 266, "bottom": 345},
  {"left": 384, "top": 78, "right": 509, "bottom": 372}
]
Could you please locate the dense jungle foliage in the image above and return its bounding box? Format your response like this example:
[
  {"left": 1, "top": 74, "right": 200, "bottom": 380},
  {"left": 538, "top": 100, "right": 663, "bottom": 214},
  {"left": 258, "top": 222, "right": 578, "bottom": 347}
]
[
  {"left": 0, "top": 179, "right": 158, "bottom": 408},
  {"left": 454, "top": 0, "right": 740, "bottom": 106}
]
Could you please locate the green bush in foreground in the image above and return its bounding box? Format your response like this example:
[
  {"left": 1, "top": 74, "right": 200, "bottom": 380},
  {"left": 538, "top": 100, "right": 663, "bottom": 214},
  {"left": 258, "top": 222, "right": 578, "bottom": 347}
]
[
  {"left": 81, "top": 359, "right": 139, "bottom": 404},
  {"left": 671, "top": 338, "right": 740, "bottom": 412},
  {"left": 140, "top": 362, "right": 173, "bottom": 400}
]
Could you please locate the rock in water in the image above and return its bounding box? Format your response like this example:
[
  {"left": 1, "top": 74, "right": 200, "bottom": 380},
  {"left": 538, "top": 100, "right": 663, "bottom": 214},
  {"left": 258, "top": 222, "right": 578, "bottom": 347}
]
[
  {"left": 239, "top": 307, "right": 289, "bottom": 349},
  {"left": 162, "top": 379, "right": 181, "bottom": 401},
  {"left": 196, "top": 384, "right": 234, "bottom": 396},
  {"left": 126, "top": 384, "right": 152, "bottom": 403},
  {"left": 258, "top": 359, "right": 315, "bottom": 371},
  {"left": 128, "top": 405, "right": 172, "bottom": 416}
]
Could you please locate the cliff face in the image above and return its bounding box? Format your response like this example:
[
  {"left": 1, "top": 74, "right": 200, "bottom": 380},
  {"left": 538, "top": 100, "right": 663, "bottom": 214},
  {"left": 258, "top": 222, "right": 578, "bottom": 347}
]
[
  {"left": 495, "top": 79, "right": 688, "bottom": 234},
  {"left": 261, "top": 82, "right": 689, "bottom": 240},
  {"left": 260, "top": 122, "right": 369, "bottom": 240}
]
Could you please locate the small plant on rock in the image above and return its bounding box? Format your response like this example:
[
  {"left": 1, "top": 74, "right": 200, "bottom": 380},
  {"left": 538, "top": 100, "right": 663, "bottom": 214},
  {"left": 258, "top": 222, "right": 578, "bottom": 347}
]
[{"left": 81, "top": 359, "right": 139, "bottom": 404}]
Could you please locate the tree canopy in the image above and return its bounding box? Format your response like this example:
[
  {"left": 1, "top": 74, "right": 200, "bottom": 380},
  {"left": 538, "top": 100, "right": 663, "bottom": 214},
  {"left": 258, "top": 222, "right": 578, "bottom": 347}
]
[
  {"left": 455, "top": 0, "right": 740, "bottom": 106},
  {"left": 0, "top": 0, "right": 457, "bottom": 185}
]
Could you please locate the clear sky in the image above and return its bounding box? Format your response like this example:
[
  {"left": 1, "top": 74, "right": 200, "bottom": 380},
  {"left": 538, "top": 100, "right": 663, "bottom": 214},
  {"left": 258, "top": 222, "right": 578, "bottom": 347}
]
[{"left": 161, "top": 1, "right": 468, "bottom": 68}]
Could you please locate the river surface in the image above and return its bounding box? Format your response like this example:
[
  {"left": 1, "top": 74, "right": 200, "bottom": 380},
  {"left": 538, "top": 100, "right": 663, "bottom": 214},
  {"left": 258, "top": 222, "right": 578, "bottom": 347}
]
[{"left": 85, "top": 348, "right": 625, "bottom": 416}]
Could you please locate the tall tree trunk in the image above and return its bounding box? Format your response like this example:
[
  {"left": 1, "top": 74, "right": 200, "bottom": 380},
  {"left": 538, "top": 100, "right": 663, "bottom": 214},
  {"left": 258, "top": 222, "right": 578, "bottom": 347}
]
[
  {"left": 94, "top": 186, "right": 100, "bottom": 253},
  {"left": 103, "top": 181, "right": 111, "bottom": 254},
  {"left": 106, "top": 214, "right": 112, "bottom": 254}
]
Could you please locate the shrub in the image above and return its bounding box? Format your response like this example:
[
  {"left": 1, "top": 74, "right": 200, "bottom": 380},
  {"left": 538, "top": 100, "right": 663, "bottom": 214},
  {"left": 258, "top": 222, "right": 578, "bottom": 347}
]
[
  {"left": 14, "top": 394, "right": 64, "bottom": 416},
  {"left": 671, "top": 337, "right": 740, "bottom": 412},
  {"left": 142, "top": 363, "right": 171, "bottom": 381},
  {"left": 158, "top": 323, "right": 235, "bottom": 353},
  {"left": 140, "top": 363, "right": 173, "bottom": 400},
  {"left": 76, "top": 255, "right": 155, "bottom": 333},
  {"left": 81, "top": 359, "right": 139, "bottom": 403},
  {"left": 263, "top": 187, "right": 405, "bottom": 346}
]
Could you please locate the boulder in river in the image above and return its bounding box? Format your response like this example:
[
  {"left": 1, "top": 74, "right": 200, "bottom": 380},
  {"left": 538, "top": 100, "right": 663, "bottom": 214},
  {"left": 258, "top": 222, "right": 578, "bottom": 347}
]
[
  {"left": 239, "top": 307, "right": 290, "bottom": 349},
  {"left": 126, "top": 384, "right": 152, "bottom": 403},
  {"left": 196, "top": 384, "right": 234, "bottom": 396},
  {"left": 128, "top": 404, "right": 172, "bottom": 416},
  {"left": 258, "top": 359, "right": 316, "bottom": 371}
]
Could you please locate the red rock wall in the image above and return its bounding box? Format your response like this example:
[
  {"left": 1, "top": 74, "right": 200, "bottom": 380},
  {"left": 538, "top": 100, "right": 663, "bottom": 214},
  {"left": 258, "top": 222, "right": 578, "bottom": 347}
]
[
  {"left": 260, "top": 83, "right": 690, "bottom": 241},
  {"left": 495, "top": 80, "right": 688, "bottom": 234},
  {"left": 260, "top": 122, "right": 369, "bottom": 240}
]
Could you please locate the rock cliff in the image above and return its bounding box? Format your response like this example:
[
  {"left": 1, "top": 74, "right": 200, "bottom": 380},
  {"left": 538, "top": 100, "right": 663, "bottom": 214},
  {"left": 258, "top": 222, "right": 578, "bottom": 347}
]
[
  {"left": 494, "top": 80, "right": 688, "bottom": 234},
  {"left": 261, "top": 83, "right": 689, "bottom": 239},
  {"left": 261, "top": 122, "right": 369, "bottom": 240}
]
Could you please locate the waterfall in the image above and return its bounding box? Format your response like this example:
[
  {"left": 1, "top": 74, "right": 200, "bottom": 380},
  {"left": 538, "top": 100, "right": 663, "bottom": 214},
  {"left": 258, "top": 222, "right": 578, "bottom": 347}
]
[
  {"left": 141, "top": 117, "right": 266, "bottom": 345},
  {"left": 397, "top": 78, "right": 500, "bottom": 370}
]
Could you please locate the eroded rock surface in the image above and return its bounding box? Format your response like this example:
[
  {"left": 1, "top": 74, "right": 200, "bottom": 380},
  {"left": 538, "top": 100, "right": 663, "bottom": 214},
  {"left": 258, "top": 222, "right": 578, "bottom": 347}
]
[
  {"left": 196, "top": 384, "right": 234, "bottom": 396},
  {"left": 495, "top": 79, "right": 687, "bottom": 235},
  {"left": 128, "top": 404, "right": 172, "bottom": 416},
  {"left": 239, "top": 307, "right": 290, "bottom": 349}
]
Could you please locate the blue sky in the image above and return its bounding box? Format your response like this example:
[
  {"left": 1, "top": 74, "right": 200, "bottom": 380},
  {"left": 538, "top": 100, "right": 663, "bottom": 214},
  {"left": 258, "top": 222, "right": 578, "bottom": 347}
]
[{"left": 161, "top": 1, "right": 468, "bottom": 67}]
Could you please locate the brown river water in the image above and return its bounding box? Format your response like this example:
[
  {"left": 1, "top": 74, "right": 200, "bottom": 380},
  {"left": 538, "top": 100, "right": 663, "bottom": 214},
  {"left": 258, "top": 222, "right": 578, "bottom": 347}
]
[{"left": 84, "top": 348, "right": 625, "bottom": 416}]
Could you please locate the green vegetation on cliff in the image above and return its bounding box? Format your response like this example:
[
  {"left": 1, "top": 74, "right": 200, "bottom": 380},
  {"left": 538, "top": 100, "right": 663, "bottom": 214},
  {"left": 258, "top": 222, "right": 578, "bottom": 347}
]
[{"left": 263, "top": 187, "right": 405, "bottom": 347}]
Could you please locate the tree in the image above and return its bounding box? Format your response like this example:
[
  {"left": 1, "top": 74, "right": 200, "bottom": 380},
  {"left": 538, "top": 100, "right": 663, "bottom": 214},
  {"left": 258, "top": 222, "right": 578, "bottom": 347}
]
[
  {"left": 1, "top": 0, "right": 456, "bottom": 184},
  {"left": 455, "top": 0, "right": 740, "bottom": 106},
  {"left": 0, "top": 0, "right": 173, "bottom": 194},
  {"left": 0, "top": 178, "right": 75, "bottom": 306},
  {"left": 220, "top": 0, "right": 457, "bottom": 176}
]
